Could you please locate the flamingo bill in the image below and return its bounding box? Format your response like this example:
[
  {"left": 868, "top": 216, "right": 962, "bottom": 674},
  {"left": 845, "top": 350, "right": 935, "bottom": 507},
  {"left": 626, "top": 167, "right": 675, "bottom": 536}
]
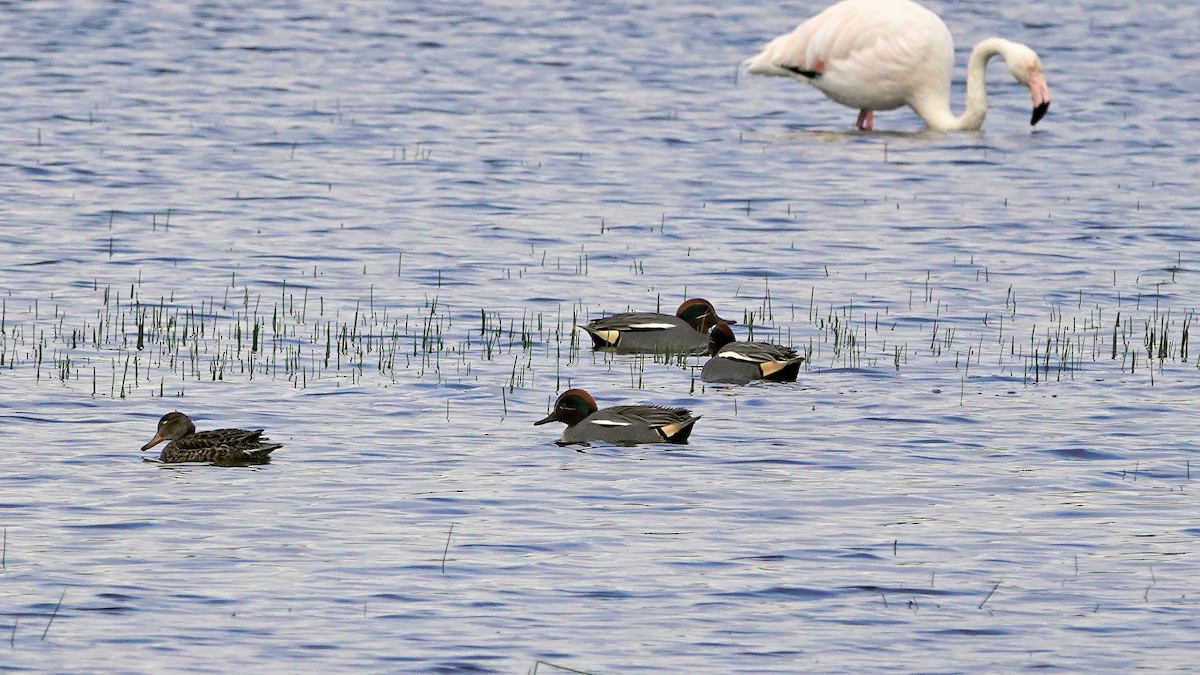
[{"left": 1028, "top": 71, "right": 1051, "bottom": 125}]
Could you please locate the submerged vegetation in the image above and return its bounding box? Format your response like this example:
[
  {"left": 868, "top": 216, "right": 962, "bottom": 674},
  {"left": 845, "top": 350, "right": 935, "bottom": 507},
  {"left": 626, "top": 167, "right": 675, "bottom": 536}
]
[{"left": 0, "top": 260, "right": 1195, "bottom": 399}]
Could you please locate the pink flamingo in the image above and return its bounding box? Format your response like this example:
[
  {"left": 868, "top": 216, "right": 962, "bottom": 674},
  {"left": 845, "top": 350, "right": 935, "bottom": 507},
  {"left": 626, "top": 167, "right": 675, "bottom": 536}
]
[{"left": 745, "top": 0, "right": 1051, "bottom": 131}]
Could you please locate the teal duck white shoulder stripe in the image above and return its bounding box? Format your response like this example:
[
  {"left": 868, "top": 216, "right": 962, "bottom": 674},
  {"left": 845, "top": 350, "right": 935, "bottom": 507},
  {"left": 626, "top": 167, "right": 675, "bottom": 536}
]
[
  {"left": 580, "top": 298, "right": 736, "bottom": 353},
  {"left": 701, "top": 323, "right": 805, "bottom": 385},
  {"left": 535, "top": 388, "right": 700, "bottom": 446}
]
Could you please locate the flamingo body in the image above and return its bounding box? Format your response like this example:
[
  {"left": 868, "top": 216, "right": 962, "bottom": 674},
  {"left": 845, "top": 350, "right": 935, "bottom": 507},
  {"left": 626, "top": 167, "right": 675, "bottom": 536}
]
[{"left": 745, "top": 0, "right": 1050, "bottom": 131}]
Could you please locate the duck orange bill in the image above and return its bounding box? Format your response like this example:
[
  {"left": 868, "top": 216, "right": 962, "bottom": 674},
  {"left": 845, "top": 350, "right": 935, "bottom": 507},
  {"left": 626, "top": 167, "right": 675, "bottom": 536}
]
[
  {"left": 140, "top": 434, "right": 165, "bottom": 451},
  {"left": 533, "top": 412, "right": 558, "bottom": 426}
]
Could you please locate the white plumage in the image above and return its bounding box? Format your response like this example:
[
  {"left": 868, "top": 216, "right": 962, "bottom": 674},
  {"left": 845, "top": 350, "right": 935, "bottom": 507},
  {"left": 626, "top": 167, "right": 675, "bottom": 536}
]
[{"left": 745, "top": 0, "right": 1051, "bottom": 131}]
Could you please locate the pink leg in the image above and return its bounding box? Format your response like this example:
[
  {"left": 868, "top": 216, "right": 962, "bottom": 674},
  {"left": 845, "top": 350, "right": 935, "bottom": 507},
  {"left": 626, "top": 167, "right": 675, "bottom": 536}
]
[{"left": 855, "top": 109, "right": 874, "bottom": 131}]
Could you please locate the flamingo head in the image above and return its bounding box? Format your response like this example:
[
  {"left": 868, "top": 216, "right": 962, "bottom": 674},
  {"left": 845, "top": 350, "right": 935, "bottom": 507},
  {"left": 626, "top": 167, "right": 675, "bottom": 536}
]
[{"left": 1005, "top": 43, "right": 1051, "bottom": 126}]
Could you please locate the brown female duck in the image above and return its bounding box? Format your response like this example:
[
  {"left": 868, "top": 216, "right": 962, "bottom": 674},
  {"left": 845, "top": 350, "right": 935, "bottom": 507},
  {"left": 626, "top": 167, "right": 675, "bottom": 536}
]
[{"left": 141, "top": 412, "right": 281, "bottom": 466}]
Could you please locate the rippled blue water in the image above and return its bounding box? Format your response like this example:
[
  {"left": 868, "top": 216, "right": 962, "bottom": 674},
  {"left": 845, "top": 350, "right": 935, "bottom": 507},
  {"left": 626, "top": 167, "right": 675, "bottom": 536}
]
[{"left": 2, "top": 0, "right": 1199, "bottom": 671}]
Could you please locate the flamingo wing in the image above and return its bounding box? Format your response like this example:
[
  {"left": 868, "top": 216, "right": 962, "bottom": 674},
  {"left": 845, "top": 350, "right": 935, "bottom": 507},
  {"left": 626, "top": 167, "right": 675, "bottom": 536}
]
[{"left": 746, "top": 0, "right": 953, "bottom": 113}]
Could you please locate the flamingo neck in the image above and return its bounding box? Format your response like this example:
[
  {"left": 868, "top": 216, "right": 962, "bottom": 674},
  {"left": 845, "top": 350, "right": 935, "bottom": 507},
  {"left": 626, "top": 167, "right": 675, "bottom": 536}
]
[{"left": 914, "top": 38, "right": 1017, "bottom": 132}]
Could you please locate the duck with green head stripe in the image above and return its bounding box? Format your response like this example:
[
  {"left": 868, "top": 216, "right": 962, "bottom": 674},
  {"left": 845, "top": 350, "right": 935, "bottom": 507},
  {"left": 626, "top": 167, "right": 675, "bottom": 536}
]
[
  {"left": 702, "top": 323, "right": 805, "bottom": 385},
  {"left": 580, "top": 298, "right": 735, "bottom": 354},
  {"left": 535, "top": 389, "right": 700, "bottom": 446}
]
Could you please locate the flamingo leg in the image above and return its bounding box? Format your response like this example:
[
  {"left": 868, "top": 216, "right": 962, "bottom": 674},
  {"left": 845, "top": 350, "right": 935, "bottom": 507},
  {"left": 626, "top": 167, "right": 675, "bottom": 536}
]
[{"left": 855, "top": 109, "right": 874, "bottom": 131}]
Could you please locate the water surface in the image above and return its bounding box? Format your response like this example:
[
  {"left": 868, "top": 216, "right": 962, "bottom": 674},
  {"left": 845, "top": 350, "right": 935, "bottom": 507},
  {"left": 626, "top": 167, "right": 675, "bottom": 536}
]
[{"left": 1, "top": 1, "right": 1198, "bottom": 671}]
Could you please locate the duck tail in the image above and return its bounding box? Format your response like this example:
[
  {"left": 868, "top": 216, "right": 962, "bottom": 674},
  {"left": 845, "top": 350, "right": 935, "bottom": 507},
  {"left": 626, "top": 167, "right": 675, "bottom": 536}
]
[
  {"left": 580, "top": 325, "right": 617, "bottom": 348},
  {"left": 762, "top": 357, "right": 805, "bottom": 382},
  {"left": 661, "top": 416, "right": 701, "bottom": 444},
  {"left": 248, "top": 443, "right": 282, "bottom": 459}
]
